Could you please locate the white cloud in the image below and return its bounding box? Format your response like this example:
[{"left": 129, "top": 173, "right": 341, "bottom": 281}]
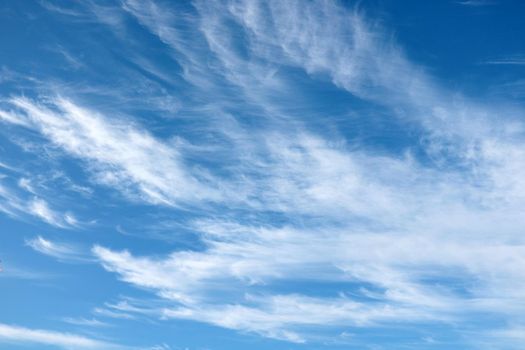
[
  {"left": 62, "top": 317, "right": 109, "bottom": 327},
  {"left": 161, "top": 293, "right": 442, "bottom": 343},
  {"left": 3, "top": 0, "right": 525, "bottom": 346},
  {"left": 85, "top": 0, "right": 525, "bottom": 343},
  {"left": 481, "top": 56, "right": 525, "bottom": 65},
  {"left": 92, "top": 212, "right": 525, "bottom": 340},
  {"left": 456, "top": 0, "right": 496, "bottom": 7},
  {"left": 0, "top": 161, "right": 19, "bottom": 172},
  {"left": 0, "top": 182, "right": 76, "bottom": 228},
  {"left": 0, "top": 97, "right": 222, "bottom": 207},
  {"left": 0, "top": 109, "right": 30, "bottom": 127},
  {"left": 17, "top": 178, "right": 35, "bottom": 193},
  {"left": 28, "top": 198, "right": 76, "bottom": 228},
  {"left": 0, "top": 323, "right": 126, "bottom": 350},
  {"left": 25, "top": 236, "right": 88, "bottom": 262},
  {"left": 0, "top": 263, "right": 52, "bottom": 280},
  {"left": 0, "top": 183, "right": 25, "bottom": 218},
  {"left": 93, "top": 307, "right": 136, "bottom": 320},
  {"left": 1, "top": 161, "right": 81, "bottom": 228}
]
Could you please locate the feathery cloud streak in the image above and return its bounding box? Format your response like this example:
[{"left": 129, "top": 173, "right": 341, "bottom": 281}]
[
  {"left": 0, "top": 323, "right": 126, "bottom": 350},
  {"left": 1, "top": 97, "right": 221, "bottom": 206}
]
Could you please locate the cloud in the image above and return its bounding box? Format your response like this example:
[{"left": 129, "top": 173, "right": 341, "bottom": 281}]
[
  {"left": 161, "top": 293, "right": 443, "bottom": 343},
  {"left": 28, "top": 198, "right": 78, "bottom": 228},
  {"left": 0, "top": 96, "right": 222, "bottom": 207},
  {"left": 18, "top": 178, "right": 35, "bottom": 193},
  {"left": 39, "top": 1, "right": 85, "bottom": 17},
  {"left": 92, "top": 213, "right": 525, "bottom": 340},
  {"left": 481, "top": 56, "right": 525, "bottom": 65},
  {"left": 0, "top": 264, "right": 52, "bottom": 280},
  {"left": 0, "top": 323, "right": 126, "bottom": 350},
  {"left": 25, "top": 236, "right": 89, "bottom": 262},
  {"left": 0, "top": 182, "right": 76, "bottom": 228},
  {"left": 93, "top": 307, "right": 136, "bottom": 320},
  {"left": 61, "top": 317, "right": 109, "bottom": 327},
  {"left": 456, "top": 0, "right": 496, "bottom": 6},
  {"left": 83, "top": 0, "right": 525, "bottom": 344},
  {"left": 0, "top": 161, "right": 19, "bottom": 172},
  {"left": 0, "top": 109, "right": 31, "bottom": 127},
  {"left": 3, "top": 0, "right": 525, "bottom": 346},
  {"left": 0, "top": 183, "right": 25, "bottom": 218}
]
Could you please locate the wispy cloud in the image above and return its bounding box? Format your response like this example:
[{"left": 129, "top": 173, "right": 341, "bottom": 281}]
[
  {"left": 161, "top": 293, "right": 444, "bottom": 343},
  {"left": 61, "top": 317, "right": 109, "bottom": 328},
  {"left": 83, "top": 0, "right": 525, "bottom": 344},
  {"left": 0, "top": 182, "right": 77, "bottom": 229},
  {"left": 25, "top": 236, "right": 89, "bottom": 262},
  {"left": 93, "top": 214, "right": 525, "bottom": 340},
  {"left": 0, "top": 161, "right": 19, "bottom": 172},
  {"left": 28, "top": 198, "right": 78, "bottom": 228},
  {"left": 456, "top": 0, "right": 496, "bottom": 6},
  {"left": 39, "top": 1, "right": 85, "bottom": 17},
  {"left": 0, "top": 97, "right": 222, "bottom": 207},
  {"left": 0, "top": 109, "right": 31, "bottom": 127},
  {"left": 0, "top": 323, "right": 127, "bottom": 350},
  {"left": 93, "top": 307, "right": 136, "bottom": 320},
  {"left": 0, "top": 263, "right": 53, "bottom": 280},
  {"left": 3, "top": 0, "right": 525, "bottom": 347},
  {"left": 481, "top": 56, "right": 525, "bottom": 65},
  {"left": 0, "top": 160, "right": 87, "bottom": 228}
]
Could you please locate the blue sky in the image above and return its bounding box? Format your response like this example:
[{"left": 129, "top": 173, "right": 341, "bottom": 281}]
[{"left": 1, "top": 0, "right": 525, "bottom": 349}]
